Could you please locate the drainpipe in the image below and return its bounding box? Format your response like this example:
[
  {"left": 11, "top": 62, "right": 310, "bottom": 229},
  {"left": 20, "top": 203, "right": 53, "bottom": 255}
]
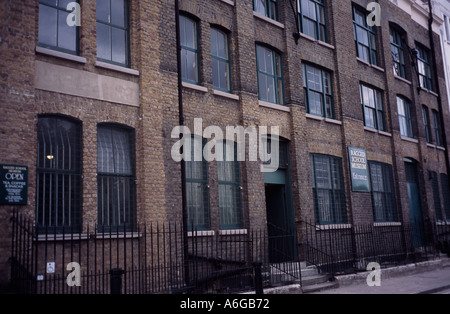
[
  {"left": 427, "top": 0, "right": 450, "bottom": 214},
  {"left": 175, "top": 0, "right": 190, "bottom": 285}
]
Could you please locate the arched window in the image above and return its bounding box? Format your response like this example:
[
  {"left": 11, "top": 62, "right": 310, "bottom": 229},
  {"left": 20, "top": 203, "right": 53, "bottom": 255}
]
[{"left": 36, "top": 115, "right": 82, "bottom": 233}]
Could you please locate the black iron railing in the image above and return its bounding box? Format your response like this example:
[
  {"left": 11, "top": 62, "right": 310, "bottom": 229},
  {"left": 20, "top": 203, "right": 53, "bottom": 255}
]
[
  {"left": 298, "top": 219, "right": 450, "bottom": 276},
  {"left": 9, "top": 211, "right": 450, "bottom": 294},
  {"left": 9, "top": 211, "right": 302, "bottom": 294}
]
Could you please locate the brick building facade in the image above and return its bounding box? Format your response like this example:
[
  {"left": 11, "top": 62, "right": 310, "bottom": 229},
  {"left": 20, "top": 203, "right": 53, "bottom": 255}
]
[{"left": 0, "top": 0, "right": 449, "bottom": 291}]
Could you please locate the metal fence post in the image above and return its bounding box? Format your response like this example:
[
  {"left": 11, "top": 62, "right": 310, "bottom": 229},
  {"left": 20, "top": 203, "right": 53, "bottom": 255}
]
[
  {"left": 253, "top": 262, "right": 263, "bottom": 294},
  {"left": 110, "top": 268, "right": 124, "bottom": 295}
]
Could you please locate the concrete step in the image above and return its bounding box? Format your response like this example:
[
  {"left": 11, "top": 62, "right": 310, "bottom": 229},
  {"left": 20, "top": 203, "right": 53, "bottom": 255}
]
[
  {"left": 301, "top": 273, "right": 332, "bottom": 286},
  {"left": 301, "top": 265, "right": 318, "bottom": 277},
  {"left": 302, "top": 280, "right": 339, "bottom": 294}
]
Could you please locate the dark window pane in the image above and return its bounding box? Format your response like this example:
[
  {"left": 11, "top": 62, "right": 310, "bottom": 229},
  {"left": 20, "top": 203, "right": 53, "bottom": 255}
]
[
  {"left": 39, "top": 4, "right": 57, "bottom": 47},
  {"left": 97, "top": 23, "right": 112, "bottom": 61},
  {"left": 111, "top": 0, "right": 125, "bottom": 27},
  {"left": 255, "top": 0, "right": 268, "bottom": 16},
  {"left": 97, "top": 0, "right": 111, "bottom": 23},
  {"left": 181, "top": 49, "right": 198, "bottom": 83},
  {"left": 58, "top": 10, "right": 77, "bottom": 51},
  {"left": 59, "top": 0, "right": 74, "bottom": 9},
  {"left": 111, "top": 27, "right": 126, "bottom": 64}
]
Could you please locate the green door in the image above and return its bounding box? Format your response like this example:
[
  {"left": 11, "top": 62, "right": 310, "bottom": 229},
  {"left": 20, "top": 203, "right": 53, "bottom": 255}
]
[
  {"left": 263, "top": 140, "right": 297, "bottom": 262},
  {"left": 405, "top": 161, "right": 424, "bottom": 247}
]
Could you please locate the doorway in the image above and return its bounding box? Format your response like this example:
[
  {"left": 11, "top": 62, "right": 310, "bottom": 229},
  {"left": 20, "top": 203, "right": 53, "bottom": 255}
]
[
  {"left": 263, "top": 140, "right": 297, "bottom": 262},
  {"left": 404, "top": 159, "right": 425, "bottom": 247}
]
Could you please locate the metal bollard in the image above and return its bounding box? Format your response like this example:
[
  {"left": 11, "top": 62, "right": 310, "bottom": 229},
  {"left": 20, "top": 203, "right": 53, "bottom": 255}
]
[
  {"left": 253, "top": 262, "right": 264, "bottom": 295},
  {"left": 110, "top": 268, "right": 124, "bottom": 295}
]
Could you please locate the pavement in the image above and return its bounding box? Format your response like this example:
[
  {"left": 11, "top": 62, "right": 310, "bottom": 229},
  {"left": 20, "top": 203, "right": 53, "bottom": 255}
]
[{"left": 310, "top": 256, "right": 450, "bottom": 294}]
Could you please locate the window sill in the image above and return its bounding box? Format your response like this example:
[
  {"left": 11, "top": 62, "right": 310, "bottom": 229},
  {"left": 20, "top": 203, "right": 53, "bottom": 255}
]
[
  {"left": 259, "top": 100, "right": 290, "bottom": 112},
  {"left": 219, "top": 229, "right": 248, "bottom": 235},
  {"left": 299, "top": 32, "right": 335, "bottom": 49},
  {"left": 419, "top": 86, "right": 439, "bottom": 97},
  {"left": 363, "top": 126, "right": 392, "bottom": 137},
  {"left": 187, "top": 230, "right": 215, "bottom": 237},
  {"left": 394, "top": 74, "right": 412, "bottom": 85},
  {"left": 356, "top": 57, "right": 384, "bottom": 72},
  {"left": 253, "top": 12, "right": 285, "bottom": 29},
  {"left": 426, "top": 143, "right": 445, "bottom": 150},
  {"left": 373, "top": 222, "right": 402, "bottom": 227},
  {"left": 36, "top": 233, "right": 90, "bottom": 241},
  {"left": 95, "top": 61, "right": 139, "bottom": 76},
  {"left": 325, "top": 118, "right": 342, "bottom": 125},
  {"left": 95, "top": 232, "right": 142, "bottom": 239},
  {"left": 219, "top": 0, "right": 234, "bottom": 6},
  {"left": 305, "top": 113, "right": 342, "bottom": 125},
  {"left": 182, "top": 81, "right": 208, "bottom": 93},
  {"left": 36, "top": 46, "right": 87, "bottom": 64},
  {"left": 315, "top": 224, "right": 352, "bottom": 231},
  {"left": 401, "top": 136, "right": 419, "bottom": 144},
  {"left": 213, "top": 89, "right": 239, "bottom": 101}
]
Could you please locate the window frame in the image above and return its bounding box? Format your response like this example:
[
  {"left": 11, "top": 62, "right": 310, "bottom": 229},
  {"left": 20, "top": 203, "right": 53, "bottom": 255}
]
[
  {"left": 36, "top": 115, "right": 83, "bottom": 234},
  {"left": 368, "top": 161, "right": 398, "bottom": 223},
  {"left": 38, "top": 0, "right": 80, "bottom": 55},
  {"left": 432, "top": 110, "right": 442, "bottom": 147},
  {"left": 256, "top": 44, "right": 284, "bottom": 105},
  {"left": 440, "top": 174, "right": 450, "bottom": 222},
  {"left": 254, "top": 0, "right": 279, "bottom": 21},
  {"left": 179, "top": 15, "right": 200, "bottom": 85},
  {"left": 185, "top": 136, "right": 210, "bottom": 231},
  {"left": 422, "top": 106, "right": 432, "bottom": 144},
  {"left": 397, "top": 96, "right": 414, "bottom": 138},
  {"left": 297, "top": 0, "right": 327, "bottom": 42},
  {"left": 96, "top": 0, "right": 131, "bottom": 67},
  {"left": 431, "top": 171, "right": 444, "bottom": 222},
  {"left": 353, "top": 5, "right": 378, "bottom": 66},
  {"left": 390, "top": 26, "right": 407, "bottom": 79},
  {"left": 217, "top": 141, "right": 243, "bottom": 230},
  {"left": 97, "top": 123, "right": 136, "bottom": 232},
  {"left": 360, "top": 84, "right": 385, "bottom": 131},
  {"left": 210, "top": 27, "right": 232, "bottom": 93},
  {"left": 416, "top": 43, "right": 434, "bottom": 91},
  {"left": 302, "top": 63, "right": 334, "bottom": 118},
  {"left": 310, "top": 154, "right": 347, "bottom": 225}
]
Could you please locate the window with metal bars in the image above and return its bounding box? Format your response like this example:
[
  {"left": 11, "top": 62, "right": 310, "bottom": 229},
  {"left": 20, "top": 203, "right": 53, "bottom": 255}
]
[
  {"left": 36, "top": 115, "right": 82, "bottom": 233},
  {"left": 218, "top": 141, "right": 242, "bottom": 230},
  {"left": 302, "top": 63, "right": 334, "bottom": 118},
  {"left": 431, "top": 171, "right": 443, "bottom": 221},
  {"left": 254, "top": 0, "right": 279, "bottom": 21},
  {"left": 353, "top": 5, "right": 378, "bottom": 66},
  {"left": 186, "top": 136, "right": 210, "bottom": 231},
  {"left": 96, "top": 0, "right": 130, "bottom": 67},
  {"left": 360, "top": 84, "right": 385, "bottom": 131},
  {"left": 369, "top": 162, "right": 397, "bottom": 222},
  {"left": 390, "top": 26, "right": 407, "bottom": 79},
  {"left": 97, "top": 124, "right": 136, "bottom": 231},
  {"left": 38, "top": 0, "right": 79, "bottom": 55},
  {"left": 310, "top": 154, "right": 347, "bottom": 225},
  {"left": 297, "top": 0, "right": 327, "bottom": 42}
]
